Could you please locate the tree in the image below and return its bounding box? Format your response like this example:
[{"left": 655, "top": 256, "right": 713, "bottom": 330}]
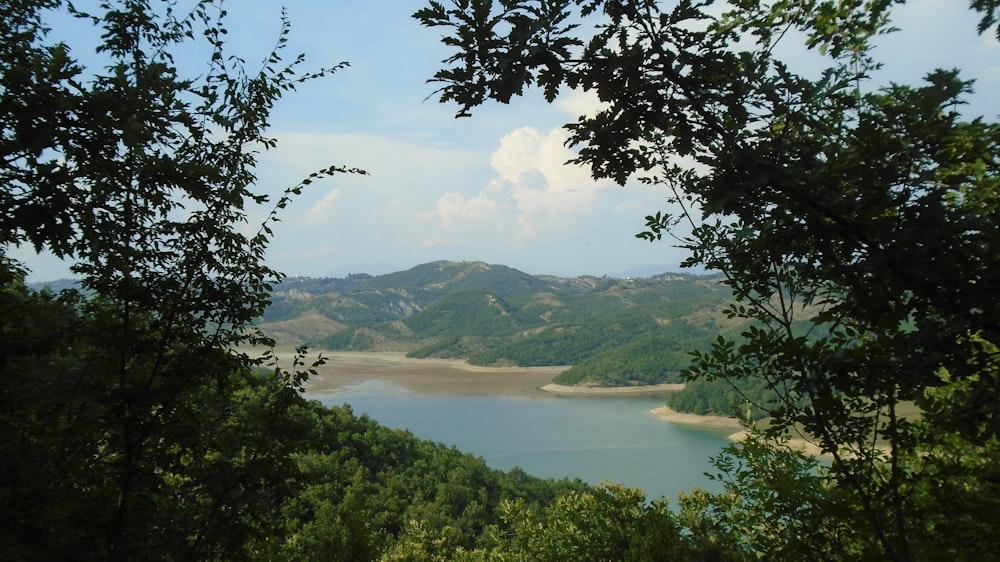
[
  {"left": 396, "top": 483, "right": 700, "bottom": 561},
  {"left": 415, "top": 1, "right": 1000, "bottom": 559},
  {"left": 0, "top": 1, "right": 360, "bottom": 559},
  {"left": 493, "top": 483, "right": 693, "bottom": 561}
]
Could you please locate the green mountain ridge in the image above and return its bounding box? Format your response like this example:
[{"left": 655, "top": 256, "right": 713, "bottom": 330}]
[{"left": 259, "top": 260, "right": 741, "bottom": 386}]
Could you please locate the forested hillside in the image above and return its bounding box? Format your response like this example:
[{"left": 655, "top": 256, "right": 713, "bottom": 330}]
[
  {"left": 257, "top": 394, "right": 592, "bottom": 560},
  {"left": 259, "top": 260, "right": 737, "bottom": 386}
]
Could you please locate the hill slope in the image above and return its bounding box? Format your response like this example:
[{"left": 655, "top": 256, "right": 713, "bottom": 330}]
[{"left": 259, "top": 261, "right": 739, "bottom": 386}]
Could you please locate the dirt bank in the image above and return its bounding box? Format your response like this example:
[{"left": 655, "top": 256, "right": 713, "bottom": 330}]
[{"left": 540, "top": 383, "right": 684, "bottom": 396}]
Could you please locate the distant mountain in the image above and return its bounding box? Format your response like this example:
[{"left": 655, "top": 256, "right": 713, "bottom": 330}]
[
  {"left": 619, "top": 263, "right": 708, "bottom": 278},
  {"left": 359, "top": 260, "right": 552, "bottom": 300},
  {"left": 259, "top": 260, "right": 742, "bottom": 386},
  {"left": 618, "top": 264, "right": 673, "bottom": 278},
  {"left": 320, "top": 262, "right": 401, "bottom": 278},
  {"left": 27, "top": 278, "right": 83, "bottom": 293}
]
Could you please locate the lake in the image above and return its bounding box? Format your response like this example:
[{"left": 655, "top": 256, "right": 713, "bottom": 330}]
[{"left": 309, "top": 379, "right": 731, "bottom": 501}]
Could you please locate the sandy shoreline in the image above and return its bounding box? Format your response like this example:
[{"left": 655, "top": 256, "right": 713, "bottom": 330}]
[
  {"left": 252, "top": 349, "right": 753, "bottom": 436},
  {"left": 259, "top": 348, "right": 688, "bottom": 399},
  {"left": 541, "top": 383, "right": 684, "bottom": 396},
  {"left": 259, "top": 350, "right": 566, "bottom": 397},
  {"left": 649, "top": 405, "right": 744, "bottom": 433},
  {"left": 650, "top": 406, "right": 829, "bottom": 455}
]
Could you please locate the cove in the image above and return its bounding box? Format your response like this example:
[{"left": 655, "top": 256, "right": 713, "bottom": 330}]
[{"left": 310, "top": 379, "right": 731, "bottom": 501}]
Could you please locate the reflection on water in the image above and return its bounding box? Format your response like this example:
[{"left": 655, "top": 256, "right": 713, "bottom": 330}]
[{"left": 309, "top": 380, "right": 729, "bottom": 501}]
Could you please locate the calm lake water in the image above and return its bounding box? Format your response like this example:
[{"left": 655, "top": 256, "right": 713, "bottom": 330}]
[{"left": 310, "top": 380, "right": 730, "bottom": 501}]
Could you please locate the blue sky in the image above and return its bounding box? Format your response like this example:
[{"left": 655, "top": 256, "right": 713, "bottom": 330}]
[{"left": 16, "top": 1, "right": 1000, "bottom": 281}]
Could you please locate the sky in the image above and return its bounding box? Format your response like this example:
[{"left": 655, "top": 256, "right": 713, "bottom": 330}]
[{"left": 15, "top": 0, "right": 1000, "bottom": 281}]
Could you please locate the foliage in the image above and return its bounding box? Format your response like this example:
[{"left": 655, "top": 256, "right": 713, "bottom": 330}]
[
  {"left": 554, "top": 328, "right": 705, "bottom": 386},
  {"left": 0, "top": 1, "right": 357, "bottom": 559},
  {"left": 0, "top": 276, "right": 321, "bottom": 561},
  {"left": 273, "top": 402, "right": 590, "bottom": 561},
  {"left": 404, "top": 290, "right": 522, "bottom": 338},
  {"left": 384, "top": 483, "right": 702, "bottom": 561},
  {"left": 666, "top": 375, "right": 776, "bottom": 420},
  {"left": 2, "top": 282, "right": 591, "bottom": 561},
  {"left": 678, "top": 434, "right": 872, "bottom": 560},
  {"left": 416, "top": 0, "right": 1000, "bottom": 559}
]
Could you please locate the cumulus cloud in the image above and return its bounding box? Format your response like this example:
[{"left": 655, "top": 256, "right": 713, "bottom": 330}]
[
  {"left": 414, "top": 191, "right": 507, "bottom": 247},
  {"left": 554, "top": 88, "right": 608, "bottom": 119},
  {"left": 252, "top": 128, "right": 675, "bottom": 277},
  {"left": 306, "top": 188, "right": 343, "bottom": 224},
  {"left": 418, "top": 125, "right": 614, "bottom": 250}
]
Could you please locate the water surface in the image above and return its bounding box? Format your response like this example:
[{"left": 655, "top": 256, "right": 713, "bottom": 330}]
[{"left": 311, "top": 380, "right": 730, "bottom": 501}]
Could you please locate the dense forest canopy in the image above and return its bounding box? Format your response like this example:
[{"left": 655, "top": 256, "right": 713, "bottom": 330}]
[
  {"left": 415, "top": 0, "right": 1000, "bottom": 559},
  {"left": 0, "top": 0, "right": 360, "bottom": 558}
]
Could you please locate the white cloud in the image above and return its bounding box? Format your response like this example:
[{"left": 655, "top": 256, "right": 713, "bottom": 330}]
[
  {"left": 412, "top": 125, "right": 617, "bottom": 253},
  {"left": 261, "top": 124, "right": 682, "bottom": 277},
  {"left": 496, "top": 126, "right": 612, "bottom": 230},
  {"left": 415, "top": 191, "right": 507, "bottom": 247},
  {"left": 306, "top": 188, "right": 342, "bottom": 224},
  {"left": 554, "top": 88, "right": 608, "bottom": 119}
]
